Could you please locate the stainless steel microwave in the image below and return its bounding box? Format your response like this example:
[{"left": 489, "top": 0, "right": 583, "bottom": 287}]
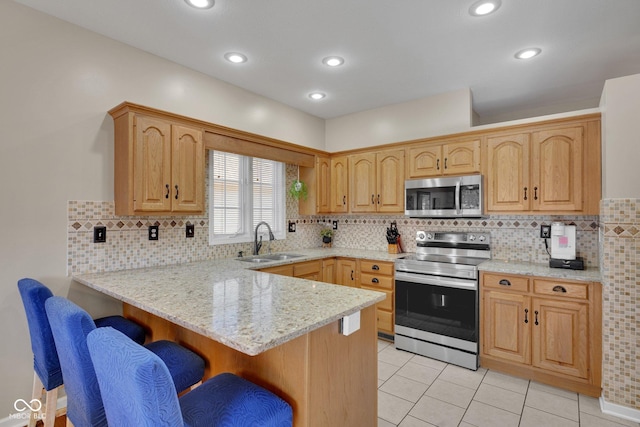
[{"left": 405, "top": 174, "right": 483, "bottom": 217}]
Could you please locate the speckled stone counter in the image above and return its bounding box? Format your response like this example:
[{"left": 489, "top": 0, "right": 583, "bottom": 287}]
[
  {"left": 479, "top": 259, "right": 601, "bottom": 282},
  {"left": 73, "top": 248, "right": 389, "bottom": 356}
]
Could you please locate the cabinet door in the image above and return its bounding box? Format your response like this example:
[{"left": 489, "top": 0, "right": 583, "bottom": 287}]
[
  {"left": 259, "top": 264, "right": 293, "bottom": 276},
  {"left": 316, "top": 156, "right": 331, "bottom": 213},
  {"left": 482, "top": 291, "right": 531, "bottom": 364},
  {"left": 349, "top": 153, "right": 377, "bottom": 213},
  {"left": 486, "top": 133, "right": 531, "bottom": 212},
  {"left": 407, "top": 145, "right": 442, "bottom": 178},
  {"left": 532, "top": 127, "right": 583, "bottom": 211},
  {"left": 171, "top": 125, "right": 204, "bottom": 212},
  {"left": 376, "top": 150, "right": 405, "bottom": 213},
  {"left": 532, "top": 298, "right": 589, "bottom": 379},
  {"left": 335, "top": 258, "right": 357, "bottom": 287},
  {"left": 134, "top": 116, "right": 172, "bottom": 212},
  {"left": 442, "top": 139, "right": 481, "bottom": 175},
  {"left": 330, "top": 156, "right": 349, "bottom": 213},
  {"left": 322, "top": 258, "right": 336, "bottom": 283}
]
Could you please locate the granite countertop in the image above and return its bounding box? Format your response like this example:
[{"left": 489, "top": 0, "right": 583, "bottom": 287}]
[
  {"left": 479, "top": 259, "right": 601, "bottom": 283},
  {"left": 73, "top": 248, "right": 392, "bottom": 356}
]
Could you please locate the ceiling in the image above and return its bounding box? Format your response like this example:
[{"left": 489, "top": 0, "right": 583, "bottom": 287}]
[{"left": 13, "top": 0, "right": 640, "bottom": 122}]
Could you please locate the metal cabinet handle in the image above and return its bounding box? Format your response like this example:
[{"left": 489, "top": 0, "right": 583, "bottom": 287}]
[
  {"left": 350, "top": 270, "right": 354, "bottom": 281},
  {"left": 534, "top": 186, "right": 538, "bottom": 200},
  {"left": 372, "top": 278, "right": 379, "bottom": 284},
  {"left": 165, "top": 184, "right": 170, "bottom": 199},
  {"left": 343, "top": 195, "right": 346, "bottom": 205},
  {"left": 436, "top": 159, "right": 440, "bottom": 170},
  {"left": 377, "top": 194, "right": 380, "bottom": 204},
  {"left": 534, "top": 310, "right": 539, "bottom": 326},
  {"left": 175, "top": 185, "right": 179, "bottom": 200},
  {"left": 523, "top": 187, "right": 528, "bottom": 201},
  {"left": 371, "top": 194, "right": 375, "bottom": 204},
  {"left": 372, "top": 265, "right": 380, "bottom": 271},
  {"left": 444, "top": 158, "right": 448, "bottom": 169},
  {"left": 552, "top": 285, "right": 567, "bottom": 293},
  {"left": 499, "top": 279, "right": 511, "bottom": 287},
  {"left": 524, "top": 308, "right": 529, "bottom": 324}
]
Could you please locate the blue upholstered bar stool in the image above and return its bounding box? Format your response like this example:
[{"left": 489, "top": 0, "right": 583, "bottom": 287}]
[
  {"left": 44, "top": 296, "right": 206, "bottom": 427},
  {"left": 17, "top": 278, "right": 146, "bottom": 427},
  {"left": 87, "top": 327, "right": 293, "bottom": 427}
]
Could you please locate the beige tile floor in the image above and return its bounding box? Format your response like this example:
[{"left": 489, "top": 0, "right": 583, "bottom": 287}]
[{"left": 377, "top": 340, "right": 640, "bottom": 427}]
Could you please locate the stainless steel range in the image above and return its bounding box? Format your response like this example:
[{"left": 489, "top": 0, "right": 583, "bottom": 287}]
[{"left": 394, "top": 231, "right": 491, "bottom": 370}]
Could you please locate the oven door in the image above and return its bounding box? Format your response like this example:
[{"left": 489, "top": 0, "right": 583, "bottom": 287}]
[{"left": 395, "top": 272, "right": 478, "bottom": 345}]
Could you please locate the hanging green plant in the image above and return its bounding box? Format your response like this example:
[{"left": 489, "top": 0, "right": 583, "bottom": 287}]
[{"left": 288, "top": 179, "right": 308, "bottom": 200}]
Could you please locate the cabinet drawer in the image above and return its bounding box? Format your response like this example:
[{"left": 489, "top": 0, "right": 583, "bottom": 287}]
[
  {"left": 293, "top": 260, "right": 321, "bottom": 277},
  {"left": 359, "top": 273, "right": 393, "bottom": 290},
  {"left": 360, "top": 260, "right": 394, "bottom": 276},
  {"left": 376, "top": 309, "right": 394, "bottom": 334},
  {"left": 483, "top": 273, "right": 529, "bottom": 292},
  {"left": 361, "top": 287, "right": 393, "bottom": 311},
  {"left": 534, "top": 279, "right": 589, "bottom": 300}
]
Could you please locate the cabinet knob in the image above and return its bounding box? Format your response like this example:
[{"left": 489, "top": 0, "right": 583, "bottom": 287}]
[
  {"left": 372, "top": 265, "right": 380, "bottom": 271},
  {"left": 372, "top": 278, "right": 379, "bottom": 284},
  {"left": 552, "top": 285, "right": 567, "bottom": 293},
  {"left": 499, "top": 279, "right": 511, "bottom": 287}
]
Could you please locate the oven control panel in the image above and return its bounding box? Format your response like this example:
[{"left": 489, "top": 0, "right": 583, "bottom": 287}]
[{"left": 416, "top": 231, "right": 490, "bottom": 245}]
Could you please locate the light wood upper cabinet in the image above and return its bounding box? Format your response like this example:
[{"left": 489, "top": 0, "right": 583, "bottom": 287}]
[
  {"left": 531, "top": 127, "right": 583, "bottom": 211},
  {"left": 299, "top": 156, "right": 331, "bottom": 215},
  {"left": 330, "top": 156, "right": 349, "bottom": 213},
  {"left": 485, "top": 124, "right": 590, "bottom": 214},
  {"left": 486, "top": 133, "right": 531, "bottom": 212},
  {"left": 350, "top": 149, "right": 404, "bottom": 213},
  {"left": 407, "top": 139, "right": 480, "bottom": 178},
  {"left": 113, "top": 111, "right": 205, "bottom": 216}
]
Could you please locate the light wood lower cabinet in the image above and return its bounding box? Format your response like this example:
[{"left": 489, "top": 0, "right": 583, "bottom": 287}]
[
  {"left": 335, "top": 258, "right": 358, "bottom": 287},
  {"left": 358, "top": 260, "right": 395, "bottom": 337},
  {"left": 480, "top": 272, "right": 601, "bottom": 396},
  {"left": 259, "top": 259, "right": 322, "bottom": 281}
]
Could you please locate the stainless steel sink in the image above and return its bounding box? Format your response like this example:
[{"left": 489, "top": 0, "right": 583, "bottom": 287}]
[
  {"left": 236, "top": 253, "right": 303, "bottom": 263},
  {"left": 262, "top": 253, "right": 303, "bottom": 261}
]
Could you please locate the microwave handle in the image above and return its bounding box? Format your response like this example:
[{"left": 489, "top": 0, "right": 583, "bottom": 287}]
[{"left": 455, "top": 180, "right": 461, "bottom": 214}]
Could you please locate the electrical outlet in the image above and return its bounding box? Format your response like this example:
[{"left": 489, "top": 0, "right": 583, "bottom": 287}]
[
  {"left": 93, "top": 226, "right": 106, "bottom": 243},
  {"left": 149, "top": 225, "right": 159, "bottom": 241},
  {"left": 186, "top": 224, "right": 195, "bottom": 238},
  {"left": 540, "top": 224, "right": 551, "bottom": 238},
  {"left": 288, "top": 221, "right": 296, "bottom": 232},
  {"left": 332, "top": 220, "right": 338, "bottom": 230}
]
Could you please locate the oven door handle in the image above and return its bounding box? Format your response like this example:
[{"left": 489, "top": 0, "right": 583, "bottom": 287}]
[
  {"left": 455, "top": 179, "right": 461, "bottom": 215},
  {"left": 395, "top": 271, "right": 477, "bottom": 291}
]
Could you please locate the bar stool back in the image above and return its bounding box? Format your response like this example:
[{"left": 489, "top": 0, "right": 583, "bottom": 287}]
[{"left": 87, "top": 326, "right": 293, "bottom": 427}]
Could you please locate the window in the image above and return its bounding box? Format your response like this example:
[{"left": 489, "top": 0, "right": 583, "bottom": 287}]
[{"left": 209, "top": 151, "right": 285, "bottom": 245}]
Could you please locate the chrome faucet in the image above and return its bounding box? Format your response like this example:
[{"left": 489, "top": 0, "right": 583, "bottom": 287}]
[{"left": 253, "top": 221, "right": 275, "bottom": 255}]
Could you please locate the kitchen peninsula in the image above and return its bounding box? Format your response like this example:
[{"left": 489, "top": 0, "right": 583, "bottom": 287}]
[{"left": 73, "top": 254, "right": 386, "bottom": 427}]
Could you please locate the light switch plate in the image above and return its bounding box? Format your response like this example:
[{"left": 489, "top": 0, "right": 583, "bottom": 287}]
[{"left": 93, "top": 226, "right": 106, "bottom": 243}]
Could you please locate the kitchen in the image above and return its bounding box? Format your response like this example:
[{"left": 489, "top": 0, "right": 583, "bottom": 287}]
[{"left": 1, "top": 1, "right": 640, "bottom": 426}]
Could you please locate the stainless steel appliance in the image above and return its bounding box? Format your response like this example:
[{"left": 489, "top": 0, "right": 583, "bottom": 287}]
[
  {"left": 394, "top": 231, "right": 491, "bottom": 370},
  {"left": 405, "top": 174, "right": 483, "bottom": 218}
]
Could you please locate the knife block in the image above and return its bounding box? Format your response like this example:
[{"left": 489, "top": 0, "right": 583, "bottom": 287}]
[{"left": 388, "top": 244, "right": 399, "bottom": 254}]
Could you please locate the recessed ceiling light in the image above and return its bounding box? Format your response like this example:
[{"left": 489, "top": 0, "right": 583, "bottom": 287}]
[
  {"left": 515, "top": 48, "right": 542, "bottom": 59},
  {"left": 309, "top": 92, "right": 326, "bottom": 100},
  {"left": 322, "top": 56, "right": 344, "bottom": 67},
  {"left": 224, "top": 52, "right": 247, "bottom": 64},
  {"left": 185, "top": 0, "right": 214, "bottom": 9},
  {"left": 469, "top": 0, "right": 501, "bottom": 16}
]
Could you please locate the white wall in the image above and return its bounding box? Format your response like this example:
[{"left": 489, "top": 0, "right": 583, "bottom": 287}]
[
  {"left": 0, "top": 1, "right": 324, "bottom": 418},
  {"left": 325, "top": 88, "right": 472, "bottom": 152},
  {"left": 600, "top": 73, "right": 640, "bottom": 198}
]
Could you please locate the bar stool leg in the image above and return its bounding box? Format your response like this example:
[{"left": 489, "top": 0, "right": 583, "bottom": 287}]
[
  {"left": 43, "top": 387, "right": 58, "bottom": 427},
  {"left": 29, "top": 372, "right": 43, "bottom": 427}
]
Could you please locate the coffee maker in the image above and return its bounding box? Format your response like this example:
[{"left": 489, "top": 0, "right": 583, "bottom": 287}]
[{"left": 549, "top": 222, "right": 584, "bottom": 270}]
